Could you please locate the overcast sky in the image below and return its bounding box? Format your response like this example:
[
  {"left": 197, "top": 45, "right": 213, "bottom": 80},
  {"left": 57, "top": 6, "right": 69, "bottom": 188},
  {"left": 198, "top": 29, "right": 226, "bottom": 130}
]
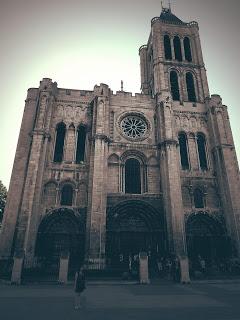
[{"left": 1, "top": 0, "right": 240, "bottom": 188}]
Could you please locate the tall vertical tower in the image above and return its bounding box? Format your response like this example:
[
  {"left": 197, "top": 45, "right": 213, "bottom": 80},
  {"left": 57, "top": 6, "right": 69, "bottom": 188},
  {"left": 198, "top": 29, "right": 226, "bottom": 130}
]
[{"left": 139, "top": 6, "right": 240, "bottom": 274}]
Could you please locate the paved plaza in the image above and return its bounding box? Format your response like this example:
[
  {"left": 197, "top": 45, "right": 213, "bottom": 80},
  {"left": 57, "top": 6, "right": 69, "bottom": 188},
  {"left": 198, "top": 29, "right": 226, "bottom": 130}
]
[{"left": 0, "top": 281, "right": 240, "bottom": 320}]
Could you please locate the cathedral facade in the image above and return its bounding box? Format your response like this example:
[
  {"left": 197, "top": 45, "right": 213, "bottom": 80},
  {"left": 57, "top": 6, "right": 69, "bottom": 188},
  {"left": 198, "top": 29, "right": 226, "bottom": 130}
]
[{"left": 1, "top": 7, "right": 240, "bottom": 282}]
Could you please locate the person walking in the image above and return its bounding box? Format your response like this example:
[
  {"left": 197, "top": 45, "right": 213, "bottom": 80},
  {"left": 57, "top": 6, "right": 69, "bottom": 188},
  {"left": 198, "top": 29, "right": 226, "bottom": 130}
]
[{"left": 74, "top": 266, "right": 86, "bottom": 309}]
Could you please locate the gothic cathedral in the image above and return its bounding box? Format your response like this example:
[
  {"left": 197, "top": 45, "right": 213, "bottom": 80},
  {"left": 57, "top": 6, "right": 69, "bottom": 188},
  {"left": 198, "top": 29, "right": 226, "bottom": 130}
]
[{"left": 1, "top": 7, "right": 240, "bottom": 283}]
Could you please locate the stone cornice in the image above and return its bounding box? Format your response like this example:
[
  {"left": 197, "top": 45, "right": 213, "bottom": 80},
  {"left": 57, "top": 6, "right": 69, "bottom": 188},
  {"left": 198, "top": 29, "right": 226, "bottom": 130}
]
[
  {"left": 174, "top": 110, "right": 207, "bottom": 116},
  {"left": 109, "top": 142, "right": 158, "bottom": 150},
  {"left": 93, "top": 134, "right": 111, "bottom": 143},
  {"left": 157, "top": 139, "right": 178, "bottom": 149},
  {"left": 55, "top": 100, "right": 90, "bottom": 105}
]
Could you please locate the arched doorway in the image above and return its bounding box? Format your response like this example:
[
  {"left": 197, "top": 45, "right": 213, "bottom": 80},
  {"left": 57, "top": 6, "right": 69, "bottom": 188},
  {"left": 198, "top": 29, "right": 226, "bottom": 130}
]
[
  {"left": 186, "top": 213, "right": 229, "bottom": 271},
  {"left": 35, "top": 208, "right": 85, "bottom": 278},
  {"left": 106, "top": 201, "right": 165, "bottom": 277}
]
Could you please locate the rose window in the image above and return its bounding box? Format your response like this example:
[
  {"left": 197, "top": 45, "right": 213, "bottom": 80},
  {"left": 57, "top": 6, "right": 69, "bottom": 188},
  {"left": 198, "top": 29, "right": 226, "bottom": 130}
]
[{"left": 120, "top": 115, "right": 148, "bottom": 139}]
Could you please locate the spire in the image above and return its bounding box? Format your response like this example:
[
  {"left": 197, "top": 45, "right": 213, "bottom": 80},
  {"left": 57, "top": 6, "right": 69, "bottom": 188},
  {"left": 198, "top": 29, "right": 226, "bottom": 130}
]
[
  {"left": 159, "top": 3, "right": 186, "bottom": 25},
  {"left": 161, "top": 0, "right": 171, "bottom": 14},
  {"left": 168, "top": 0, "right": 171, "bottom": 12}
]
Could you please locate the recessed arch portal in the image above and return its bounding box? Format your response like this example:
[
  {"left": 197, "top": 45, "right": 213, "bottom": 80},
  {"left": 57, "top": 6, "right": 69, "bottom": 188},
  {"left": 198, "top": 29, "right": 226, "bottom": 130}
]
[
  {"left": 186, "top": 213, "right": 229, "bottom": 270},
  {"left": 35, "top": 208, "right": 86, "bottom": 276},
  {"left": 106, "top": 200, "right": 165, "bottom": 274}
]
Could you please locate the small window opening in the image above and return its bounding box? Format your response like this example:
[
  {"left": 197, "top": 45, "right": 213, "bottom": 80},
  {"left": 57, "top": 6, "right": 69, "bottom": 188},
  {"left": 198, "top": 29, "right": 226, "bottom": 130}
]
[
  {"left": 173, "top": 36, "right": 182, "bottom": 61},
  {"left": 186, "top": 72, "right": 196, "bottom": 102},
  {"left": 76, "top": 126, "right": 86, "bottom": 163},
  {"left": 53, "top": 122, "right": 66, "bottom": 163},
  {"left": 197, "top": 133, "right": 208, "bottom": 170},
  {"left": 170, "top": 71, "right": 180, "bottom": 101},
  {"left": 194, "top": 188, "right": 205, "bottom": 208},
  {"left": 164, "top": 35, "right": 172, "bottom": 60},
  {"left": 61, "top": 185, "right": 73, "bottom": 206},
  {"left": 184, "top": 37, "right": 192, "bottom": 62},
  {"left": 178, "top": 133, "right": 189, "bottom": 170},
  {"left": 125, "top": 158, "right": 141, "bottom": 194}
]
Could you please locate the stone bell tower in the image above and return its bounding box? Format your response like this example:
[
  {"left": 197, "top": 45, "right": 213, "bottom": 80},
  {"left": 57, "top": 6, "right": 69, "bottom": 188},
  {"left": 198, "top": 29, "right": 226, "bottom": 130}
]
[
  {"left": 139, "top": 6, "right": 240, "bottom": 280},
  {"left": 139, "top": 6, "right": 209, "bottom": 99}
]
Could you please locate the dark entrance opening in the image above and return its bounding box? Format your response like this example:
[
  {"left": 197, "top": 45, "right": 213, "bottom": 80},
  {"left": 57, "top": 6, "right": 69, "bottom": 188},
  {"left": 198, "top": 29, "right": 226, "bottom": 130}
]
[
  {"left": 34, "top": 209, "right": 85, "bottom": 280},
  {"left": 106, "top": 201, "right": 164, "bottom": 278},
  {"left": 186, "top": 213, "right": 229, "bottom": 276}
]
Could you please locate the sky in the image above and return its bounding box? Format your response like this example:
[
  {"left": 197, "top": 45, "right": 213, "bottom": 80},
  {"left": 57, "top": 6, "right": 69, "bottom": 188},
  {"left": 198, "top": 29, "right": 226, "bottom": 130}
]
[{"left": 0, "top": 0, "right": 240, "bottom": 188}]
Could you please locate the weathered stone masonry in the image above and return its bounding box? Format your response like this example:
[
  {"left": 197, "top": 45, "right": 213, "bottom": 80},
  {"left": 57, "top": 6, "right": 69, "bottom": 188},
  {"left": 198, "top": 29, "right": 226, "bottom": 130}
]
[{"left": 0, "top": 7, "right": 240, "bottom": 283}]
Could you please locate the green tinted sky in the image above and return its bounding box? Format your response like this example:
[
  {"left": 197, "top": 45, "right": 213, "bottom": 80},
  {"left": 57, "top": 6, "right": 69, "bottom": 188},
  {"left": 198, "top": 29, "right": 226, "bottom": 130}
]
[{"left": 1, "top": 0, "right": 240, "bottom": 187}]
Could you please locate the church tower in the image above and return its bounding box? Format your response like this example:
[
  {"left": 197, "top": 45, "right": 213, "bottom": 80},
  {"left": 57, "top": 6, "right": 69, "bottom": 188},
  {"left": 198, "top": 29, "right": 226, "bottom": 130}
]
[{"left": 140, "top": 6, "right": 240, "bottom": 267}]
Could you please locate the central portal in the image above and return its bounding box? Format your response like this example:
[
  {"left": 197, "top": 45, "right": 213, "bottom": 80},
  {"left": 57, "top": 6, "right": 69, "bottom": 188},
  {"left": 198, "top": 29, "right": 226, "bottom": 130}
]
[{"left": 106, "top": 200, "right": 164, "bottom": 276}]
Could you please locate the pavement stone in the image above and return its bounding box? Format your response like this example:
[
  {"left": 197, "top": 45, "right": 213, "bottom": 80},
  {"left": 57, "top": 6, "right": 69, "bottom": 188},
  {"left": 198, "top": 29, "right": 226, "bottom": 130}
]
[{"left": 0, "top": 282, "right": 240, "bottom": 320}]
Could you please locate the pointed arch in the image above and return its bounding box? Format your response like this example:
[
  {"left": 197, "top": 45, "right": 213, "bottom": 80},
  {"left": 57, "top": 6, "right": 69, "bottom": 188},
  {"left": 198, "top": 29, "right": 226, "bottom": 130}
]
[
  {"left": 53, "top": 122, "right": 66, "bottom": 162},
  {"left": 186, "top": 72, "right": 196, "bottom": 102},
  {"left": 170, "top": 70, "right": 180, "bottom": 101},
  {"left": 173, "top": 36, "right": 182, "bottom": 61},
  {"left": 76, "top": 125, "right": 86, "bottom": 163},
  {"left": 164, "top": 35, "right": 172, "bottom": 60},
  {"left": 184, "top": 37, "right": 192, "bottom": 62},
  {"left": 178, "top": 132, "right": 190, "bottom": 170}
]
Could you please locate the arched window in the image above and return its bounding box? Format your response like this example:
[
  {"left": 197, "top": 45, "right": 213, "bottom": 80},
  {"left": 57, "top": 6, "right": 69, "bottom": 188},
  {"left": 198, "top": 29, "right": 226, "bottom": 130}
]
[
  {"left": 184, "top": 37, "right": 192, "bottom": 62},
  {"left": 197, "top": 133, "right": 208, "bottom": 170},
  {"left": 76, "top": 125, "right": 86, "bottom": 163},
  {"left": 186, "top": 72, "right": 196, "bottom": 102},
  {"left": 178, "top": 133, "right": 189, "bottom": 170},
  {"left": 173, "top": 36, "right": 182, "bottom": 61},
  {"left": 170, "top": 71, "right": 180, "bottom": 101},
  {"left": 125, "top": 158, "right": 141, "bottom": 194},
  {"left": 53, "top": 122, "right": 66, "bottom": 163},
  {"left": 194, "top": 188, "right": 205, "bottom": 208},
  {"left": 61, "top": 185, "right": 73, "bottom": 206},
  {"left": 164, "top": 35, "right": 172, "bottom": 60}
]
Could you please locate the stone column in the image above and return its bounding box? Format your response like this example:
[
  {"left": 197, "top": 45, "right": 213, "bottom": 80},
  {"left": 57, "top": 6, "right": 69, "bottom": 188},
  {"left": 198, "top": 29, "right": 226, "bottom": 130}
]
[
  {"left": 207, "top": 95, "right": 240, "bottom": 256},
  {"left": 156, "top": 93, "right": 190, "bottom": 283},
  {"left": 23, "top": 84, "right": 57, "bottom": 268},
  {"left": 188, "top": 133, "right": 199, "bottom": 171},
  {"left": 65, "top": 124, "right": 76, "bottom": 163},
  {"left": 0, "top": 88, "right": 39, "bottom": 259},
  {"left": 170, "top": 38, "right": 175, "bottom": 60},
  {"left": 85, "top": 85, "right": 110, "bottom": 270},
  {"left": 11, "top": 253, "right": 24, "bottom": 285},
  {"left": 139, "top": 252, "right": 150, "bottom": 284},
  {"left": 10, "top": 80, "right": 57, "bottom": 280},
  {"left": 151, "top": 20, "right": 167, "bottom": 94},
  {"left": 87, "top": 136, "right": 108, "bottom": 269},
  {"left": 139, "top": 45, "right": 149, "bottom": 94},
  {"left": 180, "top": 38, "right": 185, "bottom": 61},
  {"left": 59, "top": 253, "right": 70, "bottom": 284}
]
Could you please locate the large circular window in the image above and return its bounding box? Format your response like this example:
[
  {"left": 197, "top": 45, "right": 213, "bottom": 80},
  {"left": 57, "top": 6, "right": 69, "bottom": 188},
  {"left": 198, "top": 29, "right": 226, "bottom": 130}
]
[{"left": 120, "top": 115, "right": 148, "bottom": 139}]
